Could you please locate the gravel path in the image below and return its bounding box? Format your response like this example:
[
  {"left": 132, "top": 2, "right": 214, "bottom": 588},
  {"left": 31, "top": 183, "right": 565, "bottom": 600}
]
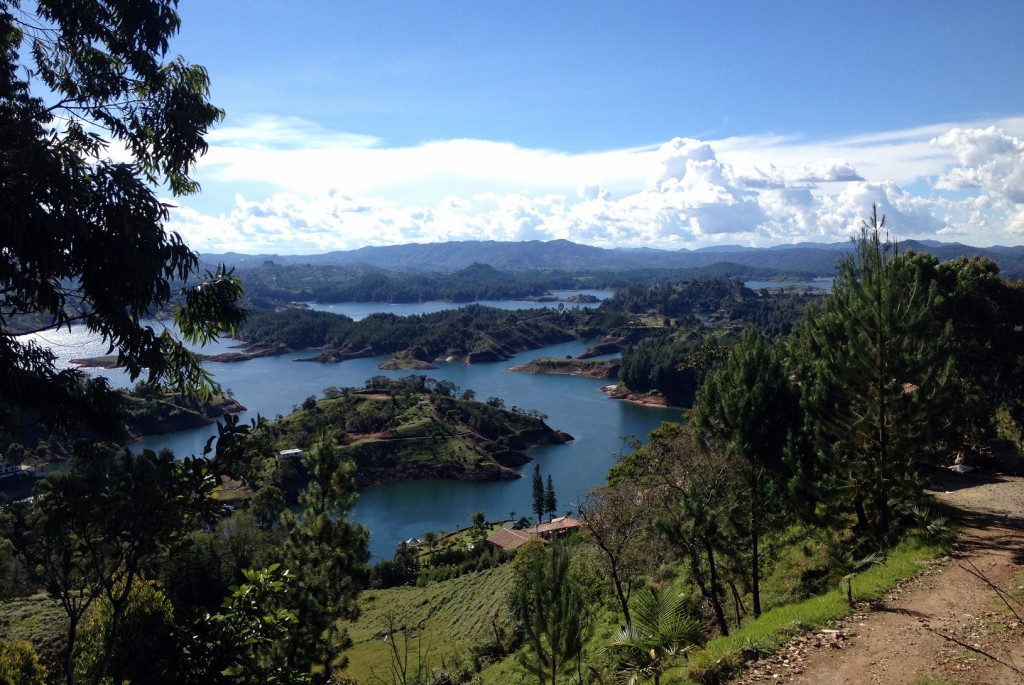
[{"left": 734, "top": 471, "right": 1024, "bottom": 685}]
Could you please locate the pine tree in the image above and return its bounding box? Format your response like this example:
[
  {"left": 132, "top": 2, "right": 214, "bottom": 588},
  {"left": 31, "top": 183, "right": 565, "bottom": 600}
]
[
  {"left": 532, "top": 464, "right": 545, "bottom": 524},
  {"left": 692, "top": 329, "right": 800, "bottom": 617},
  {"left": 544, "top": 475, "right": 557, "bottom": 522},
  {"left": 512, "top": 543, "right": 590, "bottom": 685},
  {"left": 799, "top": 207, "right": 952, "bottom": 541},
  {"left": 279, "top": 430, "right": 370, "bottom": 681}
]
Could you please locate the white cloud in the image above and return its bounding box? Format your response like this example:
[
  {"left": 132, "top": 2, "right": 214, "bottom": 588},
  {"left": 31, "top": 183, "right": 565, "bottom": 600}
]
[
  {"left": 170, "top": 116, "right": 1024, "bottom": 253},
  {"left": 933, "top": 127, "right": 1024, "bottom": 204}
]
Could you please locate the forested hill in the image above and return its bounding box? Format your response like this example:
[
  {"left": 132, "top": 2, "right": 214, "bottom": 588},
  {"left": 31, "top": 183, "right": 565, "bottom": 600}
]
[{"left": 201, "top": 238, "right": 1024, "bottom": 279}]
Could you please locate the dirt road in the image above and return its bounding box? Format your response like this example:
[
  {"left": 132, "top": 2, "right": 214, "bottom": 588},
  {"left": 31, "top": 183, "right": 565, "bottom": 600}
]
[{"left": 735, "top": 471, "right": 1024, "bottom": 685}]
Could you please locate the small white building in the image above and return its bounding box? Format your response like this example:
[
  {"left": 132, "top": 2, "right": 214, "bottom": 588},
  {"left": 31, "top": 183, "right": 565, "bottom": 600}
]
[{"left": 277, "top": 448, "right": 304, "bottom": 460}]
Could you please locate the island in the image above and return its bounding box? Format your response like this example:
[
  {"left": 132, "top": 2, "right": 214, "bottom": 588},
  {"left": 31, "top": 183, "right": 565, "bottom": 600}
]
[
  {"left": 222, "top": 304, "right": 590, "bottom": 366},
  {"left": 122, "top": 390, "right": 247, "bottom": 437},
  {"left": 261, "top": 375, "right": 572, "bottom": 488},
  {"left": 507, "top": 357, "right": 619, "bottom": 379}
]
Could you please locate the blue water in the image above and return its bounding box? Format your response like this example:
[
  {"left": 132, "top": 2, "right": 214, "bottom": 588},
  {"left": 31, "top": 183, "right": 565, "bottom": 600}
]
[
  {"left": 34, "top": 318, "right": 679, "bottom": 562},
  {"left": 305, "top": 290, "right": 612, "bottom": 321},
  {"left": 745, "top": 278, "right": 833, "bottom": 292}
]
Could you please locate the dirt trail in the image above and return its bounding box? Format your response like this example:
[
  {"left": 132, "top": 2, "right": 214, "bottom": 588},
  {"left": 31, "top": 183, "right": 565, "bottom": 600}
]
[{"left": 735, "top": 472, "right": 1024, "bottom": 685}]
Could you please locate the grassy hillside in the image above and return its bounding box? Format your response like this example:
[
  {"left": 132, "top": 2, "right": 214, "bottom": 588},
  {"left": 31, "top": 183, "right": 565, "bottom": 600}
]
[{"left": 342, "top": 565, "right": 517, "bottom": 682}]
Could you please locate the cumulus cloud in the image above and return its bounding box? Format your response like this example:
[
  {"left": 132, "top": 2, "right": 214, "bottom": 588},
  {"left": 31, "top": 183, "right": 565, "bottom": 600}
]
[
  {"left": 171, "top": 116, "right": 1024, "bottom": 252},
  {"left": 933, "top": 127, "right": 1024, "bottom": 204}
]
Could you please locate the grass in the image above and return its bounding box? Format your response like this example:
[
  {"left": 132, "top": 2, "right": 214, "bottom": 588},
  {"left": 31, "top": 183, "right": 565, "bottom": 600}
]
[
  {"left": 674, "top": 535, "right": 950, "bottom": 683},
  {"left": 341, "top": 564, "right": 517, "bottom": 683},
  {"left": 0, "top": 593, "right": 68, "bottom": 672}
]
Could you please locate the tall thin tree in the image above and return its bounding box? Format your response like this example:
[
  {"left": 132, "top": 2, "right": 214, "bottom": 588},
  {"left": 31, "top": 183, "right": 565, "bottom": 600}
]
[
  {"left": 532, "top": 465, "right": 545, "bottom": 525},
  {"left": 544, "top": 475, "right": 557, "bottom": 522}
]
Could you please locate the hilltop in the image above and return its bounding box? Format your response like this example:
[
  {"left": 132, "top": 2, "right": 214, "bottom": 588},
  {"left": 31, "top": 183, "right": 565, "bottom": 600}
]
[{"left": 259, "top": 376, "right": 572, "bottom": 488}]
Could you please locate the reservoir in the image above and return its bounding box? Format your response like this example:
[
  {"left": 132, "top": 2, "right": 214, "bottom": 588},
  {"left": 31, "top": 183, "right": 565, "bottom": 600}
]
[
  {"left": 27, "top": 297, "right": 681, "bottom": 561},
  {"left": 136, "top": 338, "right": 681, "bottom": 561}
]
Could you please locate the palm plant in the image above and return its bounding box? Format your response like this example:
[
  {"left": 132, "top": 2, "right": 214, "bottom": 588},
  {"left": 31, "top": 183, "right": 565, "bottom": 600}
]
[{"left": 607, "top": 587, "right": 704, "bottom": 685}]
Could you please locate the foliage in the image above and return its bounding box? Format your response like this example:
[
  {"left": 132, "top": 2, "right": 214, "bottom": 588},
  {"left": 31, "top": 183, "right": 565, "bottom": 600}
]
[
  {"left": 618, "top": 329, "right": 726, "bottom": 406},
  {"left": 10, "top": 446, "right": 222, "bottom": 685},
  {"left": 532, "top": 465, "right": 545, "bottom": 524},
  {"left": 577, "top": 483, "right": 662, "bottom": 625},
  {"left": 543, "top": 475, "right": 557, "bottom": 521},
  {"left": 601, "top": 278, "right": 751, "bottom": 319},
  {"left": 606, "top": 587, "right": 704, "bottom": 685},
  {"left": 0, "top": 639, "right": 47, "bottom": 685},
  {"left": 796, "top": 208, "right": 953, "bottom": 540},
  {"left": 510, "top": 543, "right": 591, "bottom": 685},
  {"left": 202, "top": 564, "right": 306, "bottom": 685},
  {"left": 691, "top": 329, "right": 801, "bottom": 617},
  {"left": 909, "top": 254, "right": 1024, "bottom": 442},
  {"left": 0, "top": 0, "right": 244, "bottom": 444},
  {"left": 620, "top": 423, "right": 734, "bottom": 635},
  {"left": 73, "top": 579, "right": 179, "bottom": 685},
  {"left": 0, "top": 593, "right": 67, "bottom": 673},
  {"left": 254, "top": 375, "right": 562, "bottom": 489},
  {"left": 277, "top": 430, "right": 370, "bottom": 681},
  {"left": 237, "top": 304, "right": 587, "bottom": 363}
]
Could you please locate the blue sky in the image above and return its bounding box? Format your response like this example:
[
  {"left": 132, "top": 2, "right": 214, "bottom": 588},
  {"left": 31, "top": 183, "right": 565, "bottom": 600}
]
[{"left": 164, "top": 1, "right": 1024, "bottom": 253}]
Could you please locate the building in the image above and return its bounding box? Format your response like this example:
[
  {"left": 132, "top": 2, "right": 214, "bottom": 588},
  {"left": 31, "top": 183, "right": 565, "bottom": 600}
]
[{"left": 487, "top": 516, "right": 582, "bottom": 553}]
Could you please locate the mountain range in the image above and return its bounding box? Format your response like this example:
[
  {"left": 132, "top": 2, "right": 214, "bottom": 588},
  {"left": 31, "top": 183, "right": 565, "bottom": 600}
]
[{"left": 202, "top": 238, "right": 1024, "bottom": 279}]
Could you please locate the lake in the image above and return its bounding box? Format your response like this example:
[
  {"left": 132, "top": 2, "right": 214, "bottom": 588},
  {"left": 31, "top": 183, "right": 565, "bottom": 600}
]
[
  {"left": 303, "top": 289, "right": 612, "bottom": 320},
  {"left": 137, "top": 339, "right": 680, "bottom": 561},
  {"left": 30, "top": 301, "right": 680, "bottom": 562}
]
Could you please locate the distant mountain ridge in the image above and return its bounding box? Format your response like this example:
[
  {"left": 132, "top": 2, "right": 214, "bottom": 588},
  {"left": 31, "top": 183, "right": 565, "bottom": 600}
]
[{"left": 201, "top": 238, "right": 1024, "bottom": 279}]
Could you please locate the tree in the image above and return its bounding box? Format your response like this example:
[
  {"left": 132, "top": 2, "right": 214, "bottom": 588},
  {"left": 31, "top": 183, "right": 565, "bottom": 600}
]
[
  {"left": 798, "top": 208, "right": 952, "bottom": 540},
  {"left": 201, "top": 564, "right": 305, "bottom": 685},
  {"left": 511, "top": 543, "right": 590, "bottom": 685},
  {"left": 470, "top": 511, "right": 487, "bottom": 547},
  {"left": 278, "top": 430, "right": 370, "bottom": 682},
  {"left": 1, "top": 0, "right": 244, "bottom": 442},
  {"left": 73, "top": 579, "right": 179, "bottom": 685},
  {"left": 620, "top": 423, "right": 733, "bottom": 636},
  {"left": 910, "top": 254, "right": 1024, "bottom": 442},
  {"left": 11, "top": 446, "right": 222, "bottom": 685},
  {"left": 607, "top": 587, "right": 704, "bottom": 685},
  {"left": 544, "top": 474, "right": 557, "bottom": 522},
  {"left": 691, "top": 329, "right": 800, "bottom": 617},
  {"left": 0, "top": 640, "right": 47, "bottom": 685},
  {"left": 532, "top": 464, "right": 545, "bottom": 524},
  {"left": 421, "top": 530, "right": 438, "bottom": 563},
  {"left": 577, "top": 483, "right": 660, "bottom": 626}
]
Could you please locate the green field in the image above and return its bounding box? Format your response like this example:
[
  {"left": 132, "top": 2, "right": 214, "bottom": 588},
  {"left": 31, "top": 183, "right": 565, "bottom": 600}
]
[{"left": 343, "top": 565, "right": 517, "bottom": 682}]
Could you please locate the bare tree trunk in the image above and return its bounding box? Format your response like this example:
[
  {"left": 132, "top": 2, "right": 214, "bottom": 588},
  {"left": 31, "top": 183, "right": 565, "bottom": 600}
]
[{"left": 704, "top": 538, "right": 729, "bottom": 636}]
